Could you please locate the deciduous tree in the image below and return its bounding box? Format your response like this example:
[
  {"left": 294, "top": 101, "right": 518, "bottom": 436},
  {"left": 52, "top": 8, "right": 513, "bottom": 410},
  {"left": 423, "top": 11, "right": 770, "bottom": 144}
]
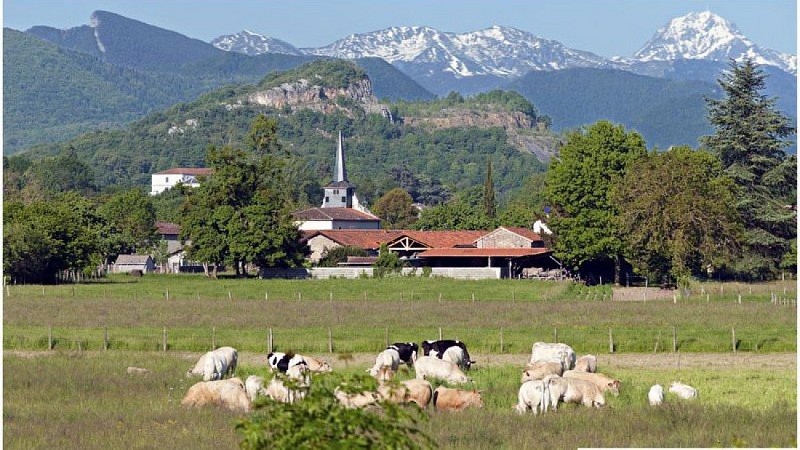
[
  {"left": 612, "top": 146, "right": 742, "bottom": 281},
  {"left": 373, "top": 188, "right": 418, "bottom": 229},
  {"left": 545, "top": 120, "right": 646, "bottom": 283}
]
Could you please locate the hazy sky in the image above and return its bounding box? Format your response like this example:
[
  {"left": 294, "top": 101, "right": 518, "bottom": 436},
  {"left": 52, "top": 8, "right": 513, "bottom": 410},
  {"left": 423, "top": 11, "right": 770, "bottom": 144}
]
[{"left": 3, "top": 0, "right": 797, "bottom": 58}]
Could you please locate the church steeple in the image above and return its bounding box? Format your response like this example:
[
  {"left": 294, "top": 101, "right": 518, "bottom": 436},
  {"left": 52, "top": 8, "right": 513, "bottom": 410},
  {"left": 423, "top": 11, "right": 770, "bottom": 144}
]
[
  {"left": 334, "top": 130, "right": 347, "bottom": 182},
  {"left": 322, "top": 131, "right": 355, "bottom": 209}
]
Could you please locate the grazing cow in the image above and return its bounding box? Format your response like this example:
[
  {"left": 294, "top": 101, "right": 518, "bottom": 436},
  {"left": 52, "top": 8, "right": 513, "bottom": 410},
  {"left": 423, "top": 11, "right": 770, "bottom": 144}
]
[
  {"left": 335, "top": 386, "right": 379, "bottom": 409},
  {"left": 574, "top": 355, "right": 597, "bottom": 373},
  {"left": 414, "top": 356, "right": 472, "bottom": 384},
  {"left": 181, "top": 377, "right": 251, "bottom": 412},
  {"left": 422, "top": 340, "right": 475, "bottom": 369},
  {"left": 387, "top": 342, "right": 418, "bottom": 368},
  {"left": 374, "top": 366, "right": 395, "bottom": 383},
  {"left": 245, "top": 375, "right": 266, "bottom": 402},
  {"left": 669, "top": 382, "right": 697, "bottom": 399},
  {"left": 648, "top": 384, "right": 664, "bottom": 406},
  {"left": 521, "top": 361, "right": 563, "bottom": 382},
  {"left": 366, "top": 348, "right": 401, "bottom": 377},
  {"left": 268, "top": 352, "right": 306, "bottom": 373},
  {"left": 257, "top": 365, "right": 311, "bottom": 404},
  {"left": 514, "top": 380, "right": 549, "bottom": 415},
  {"left": 432, "top": 386, "right": 484, "bottom": 412},
  {"left": 187, "top": 347, "right": 238, "bottom": 381},
  {"left": 563, "top": 370, "right": 620, "bottom": 395},
  {"left": 376, "top": 379, "right": 434, "bottom": 408},
  {"left": 530, "top": 342, "right": 576, "bottom": 372},
  {"left": 546, "top": 376, "right": 605, "bottom": 409},
  {"left": 295, "top": 354, "right": 333, "bottom": 373}
]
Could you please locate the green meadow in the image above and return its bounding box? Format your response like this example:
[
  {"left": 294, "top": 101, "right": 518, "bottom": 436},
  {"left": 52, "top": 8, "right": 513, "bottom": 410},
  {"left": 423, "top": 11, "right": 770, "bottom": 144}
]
[{"left": 3, "top": 275, "right": 796, "bottom": 448}]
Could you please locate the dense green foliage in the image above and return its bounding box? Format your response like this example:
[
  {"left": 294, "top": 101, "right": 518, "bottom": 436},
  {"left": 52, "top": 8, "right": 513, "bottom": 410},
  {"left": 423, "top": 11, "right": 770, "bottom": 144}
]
[
  {"left": 545, "top": 121, "right": 647, "bottom": 282},
  {"left": 700, "top": 59, "right": 797, "bottom": 279},
  {"left": 373, "top": 188, "right": 419, "bottom": 229},
  {"left": 179, "top": 116, "right": 308, "bottom": 277},
  {"left": 612, "top": 147, "right": 742, "bottom": 281},
  {"left": 317, "top": 246, "right": 370, "bottom": 267},
  {"left": 373, "top": 243, "right": 406, "bottom": 278},
  {"left": 237, "top": 373, "right": 433, "bottom": 449},
  {"left": 3, "top": 193, "right": 104, "bottom": 283},
  {"left": 15, "top": 60, "right": 549, "bottom": 205}
]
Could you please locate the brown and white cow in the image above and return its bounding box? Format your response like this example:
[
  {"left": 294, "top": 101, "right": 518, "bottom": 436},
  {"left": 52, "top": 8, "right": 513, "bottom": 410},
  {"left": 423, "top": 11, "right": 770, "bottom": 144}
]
[
  {"left": 377, "top": 379, "right": 433, "bottom": 408},
  {"left": 432, "top": 386, "right": 484, "bottom": 412}
]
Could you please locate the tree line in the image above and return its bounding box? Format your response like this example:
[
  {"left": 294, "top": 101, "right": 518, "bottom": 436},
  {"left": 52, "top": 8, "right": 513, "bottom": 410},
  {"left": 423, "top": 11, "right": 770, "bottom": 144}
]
[{"left": 3, "top": 59, "right": 795, "bottom": 283}]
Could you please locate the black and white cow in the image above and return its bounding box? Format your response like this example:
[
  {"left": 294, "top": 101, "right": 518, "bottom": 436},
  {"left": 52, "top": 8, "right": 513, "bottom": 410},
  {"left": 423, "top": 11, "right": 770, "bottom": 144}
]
[
  {"left": 421, "top": 339, "right": 475, "bottom": 370},
  {"left": 387, "top": 342, "right": 418, "bottom": 368},
  {"left": 267, "top": 352, "right": 307, "bottom": 373}
]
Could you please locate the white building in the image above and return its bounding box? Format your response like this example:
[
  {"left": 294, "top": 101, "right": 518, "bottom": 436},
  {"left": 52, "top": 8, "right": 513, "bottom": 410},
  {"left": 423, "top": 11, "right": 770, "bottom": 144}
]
[{"left": 150, "top": 168, "right": 213, "bottom": 195}]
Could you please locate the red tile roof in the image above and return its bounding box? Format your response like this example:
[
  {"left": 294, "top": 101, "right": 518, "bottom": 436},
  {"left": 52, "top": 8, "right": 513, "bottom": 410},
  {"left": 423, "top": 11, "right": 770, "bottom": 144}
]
[
  {"left": 155, "top": 221, "right": 180, "bottom": 235},
  {"left": 500, "top": 226, "right": 544, "bottom": 242},
  {"left": 418, "top": 248, "right": 551, "bottom": 258},
  {"left": 155, "top": 168, "right": 213, "bottom": 175},
  {"left": 305, "top": 230, "right": 403, "bottom": 249},
  {"left": 293, "top": 207, "right": 380, "bottom": 221},
  {"left": 394, "top": 230, "right": 486, "bottom": 248}
]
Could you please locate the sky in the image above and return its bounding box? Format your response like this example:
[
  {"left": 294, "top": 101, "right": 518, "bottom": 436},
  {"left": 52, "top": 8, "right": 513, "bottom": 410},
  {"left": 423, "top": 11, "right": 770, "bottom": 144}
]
[{"left": 2, "top": 0, "right": 797, "bottom": 58}]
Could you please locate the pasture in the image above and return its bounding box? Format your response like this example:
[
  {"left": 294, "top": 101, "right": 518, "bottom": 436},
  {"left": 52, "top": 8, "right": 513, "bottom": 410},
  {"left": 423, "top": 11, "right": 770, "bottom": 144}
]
[{"left": 3, "top": 275, "right": 797, "bottom": 448}]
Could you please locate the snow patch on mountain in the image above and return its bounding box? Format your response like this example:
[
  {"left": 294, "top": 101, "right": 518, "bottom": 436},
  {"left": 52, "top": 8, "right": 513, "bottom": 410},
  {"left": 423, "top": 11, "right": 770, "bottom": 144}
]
[
  {"left": 633, "top": 11, "right": 795, "bottom": 74},
  {"left": 211, "top": 30, "right": 304, "bottom": 56}
]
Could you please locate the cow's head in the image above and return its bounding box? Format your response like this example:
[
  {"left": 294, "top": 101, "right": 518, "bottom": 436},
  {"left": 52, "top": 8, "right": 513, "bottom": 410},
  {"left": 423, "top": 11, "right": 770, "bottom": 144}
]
[{"left": 608, "top": 380, "right": 621, "bottom": 395}]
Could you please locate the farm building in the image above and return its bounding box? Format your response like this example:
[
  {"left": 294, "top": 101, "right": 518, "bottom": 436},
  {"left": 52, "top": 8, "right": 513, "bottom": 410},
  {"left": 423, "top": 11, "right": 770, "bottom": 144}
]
[
  {"left": 150, "top": 167, "right": 213, "bottom": 195},
  {"left": 113, "top": 254, "right": 155, "bottom": 274}
]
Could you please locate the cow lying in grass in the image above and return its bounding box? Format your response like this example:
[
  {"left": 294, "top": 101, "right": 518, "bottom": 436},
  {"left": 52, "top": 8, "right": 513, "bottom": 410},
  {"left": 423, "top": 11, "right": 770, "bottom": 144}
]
[{"left": 182, "top": 377, "right": 251, "bottom": 412}]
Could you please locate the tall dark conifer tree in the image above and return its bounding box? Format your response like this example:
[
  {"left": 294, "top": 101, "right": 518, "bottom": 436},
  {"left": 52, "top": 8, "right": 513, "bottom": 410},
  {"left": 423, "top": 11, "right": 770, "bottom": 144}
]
[{"left": 700, "top": 58, "right": 797, "bottom": 278}]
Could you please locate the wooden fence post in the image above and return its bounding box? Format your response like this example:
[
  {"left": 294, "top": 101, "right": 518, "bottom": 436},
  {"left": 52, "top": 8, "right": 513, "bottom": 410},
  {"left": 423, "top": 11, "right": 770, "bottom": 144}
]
[
  {"left": 608, "top": 328, "right": 614, "bottom": 353},
  {"left": 438, "top": 293, "right": 442, "bottom": 303},
  {"left": 48, "top": 325, "right": 53, "bottom": 350},
  {"left": 731, "top": 327, "right": 737, "bottom": 353},
  {"left": 438, "top": 327, "right": 443, "bottom": 340},
  {"left": 385, "top": 327, "right": 389, "bottom": 347},
  {"left": 553, "top": 328, "right": 558, "bottom": 342},
  {"left": 212, "top": 327, "right": 216, "bottom": 350},
  {"left": 166, "top": 289, "right": 169, "bottom": 301},
  {"left": 328, "top": 327, "right": 333, "bottom": 353},
  {"left": 500, "top": 328, "right": 504, "bottom": 353},
  {"left": 104, "top": 326, "right": 109, "bottom": 351},
  {"left": 268, "top": 328, "right": 273, "bottom": 353},
  {"left": 162, "top": 327, "right": 167, "bottom": 352},
  {"left": 672, "top": 326, "right": 677, "bottom": 352}
]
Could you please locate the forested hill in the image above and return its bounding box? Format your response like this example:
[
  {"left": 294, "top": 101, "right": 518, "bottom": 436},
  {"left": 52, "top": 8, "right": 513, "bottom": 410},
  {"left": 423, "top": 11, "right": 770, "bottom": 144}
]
[
  {"left": 5, "top": 23, "right": 433, "bottom": 153},
  {"left": 16, "top": 60, "right": 553, "bottom": 205}
]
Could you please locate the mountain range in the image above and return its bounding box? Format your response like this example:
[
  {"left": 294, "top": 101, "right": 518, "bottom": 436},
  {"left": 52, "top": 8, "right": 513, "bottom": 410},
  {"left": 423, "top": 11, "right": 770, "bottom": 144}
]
[{"left": 5, "top": 9, "right": 795, "bottom": 155}]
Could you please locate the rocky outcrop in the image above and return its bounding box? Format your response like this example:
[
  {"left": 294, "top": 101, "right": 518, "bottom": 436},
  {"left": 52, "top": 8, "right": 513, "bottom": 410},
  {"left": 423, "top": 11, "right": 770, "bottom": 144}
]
[{"left": 244, "top": 78, "right": 385, "bottom": 115}]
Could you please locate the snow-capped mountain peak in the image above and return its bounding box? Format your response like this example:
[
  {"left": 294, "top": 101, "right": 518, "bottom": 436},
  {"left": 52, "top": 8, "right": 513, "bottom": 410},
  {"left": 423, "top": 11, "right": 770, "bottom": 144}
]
[
  {"left": 211, "top": 30, "right": 304, "bottom": 56},
  {"left": 634, "top": 11, "right": 796, "bottom": 74}
]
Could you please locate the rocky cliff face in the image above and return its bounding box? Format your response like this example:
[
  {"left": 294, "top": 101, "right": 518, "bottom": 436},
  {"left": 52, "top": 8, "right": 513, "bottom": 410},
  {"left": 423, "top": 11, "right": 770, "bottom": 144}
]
[
  {"left": 403, "top": 109, "right": 559, "bottom": 162},
  {"left": 245, "top": 77, "right": 385, "bottom": 115}
]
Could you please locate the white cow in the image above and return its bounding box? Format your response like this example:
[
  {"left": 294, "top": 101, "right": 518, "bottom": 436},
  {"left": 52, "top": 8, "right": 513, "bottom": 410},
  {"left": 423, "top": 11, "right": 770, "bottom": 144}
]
[
  {"left": 413, "top": 356, "right": 471, "bottom": 384},
  {"left": 440, "top": 346, "right": 470, "bottom": 371},
  {"left": 257, "top": 364, "right": 311, "bottom": 404},
  {"left": 521, "top": 361, "right": 563, "bottom": 382},
  {"left": 187, "top": 347, "right": 238, "bottom": 381},
  {"left": 296, "top": 354, "right": 333, "bottom": 373},
  {"left": 545, "top": 375, "right": 605, "bottom": 409},
  {"left": 669, "top": 382, "right": 697, "bottom": 399},
  {"left": 574, "top": 355, "right": 597, "bottom": 373},
  {"left": 530, "top": 342, "right": 576, "bottom": 372},
  {"left": 514, "top": 380, "right": 549, "bottom": 415},
  {"left": 366, "top": 348, "right": 401, "bottom": 377},
  {"left": 648, "top": 384, "right": 664, "bottom": 406},
  {"left": 563, "top": 370, "right": 620, "bottom": 395},
  {"left": 181, "top": 377, "right": 251, "bottom": 412},
  {"left": 245, "top": 375, "right": 267, "bottom": 402},
  {"left": 334, "top": 387, "right": 379, "bottom": 409}
]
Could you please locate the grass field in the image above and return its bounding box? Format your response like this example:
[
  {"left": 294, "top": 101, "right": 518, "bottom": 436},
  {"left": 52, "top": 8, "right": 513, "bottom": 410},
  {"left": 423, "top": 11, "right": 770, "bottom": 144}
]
[
  {"left": 3, "top": 275, "right": 796, "bottom": 448},
  {"left": 3, "top": 350, "right": 796, "bottom": 449}
]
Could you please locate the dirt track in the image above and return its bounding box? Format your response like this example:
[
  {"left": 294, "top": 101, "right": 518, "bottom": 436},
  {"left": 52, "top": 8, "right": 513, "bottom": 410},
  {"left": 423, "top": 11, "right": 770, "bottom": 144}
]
[{"left": 7, "top": 350, "right": 794, "bottom": 372}]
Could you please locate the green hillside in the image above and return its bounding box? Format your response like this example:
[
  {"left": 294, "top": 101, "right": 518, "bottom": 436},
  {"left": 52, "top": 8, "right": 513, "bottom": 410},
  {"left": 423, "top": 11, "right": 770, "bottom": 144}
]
[{"left": 18, "top": 60, "right": 550, "bottom": 204}]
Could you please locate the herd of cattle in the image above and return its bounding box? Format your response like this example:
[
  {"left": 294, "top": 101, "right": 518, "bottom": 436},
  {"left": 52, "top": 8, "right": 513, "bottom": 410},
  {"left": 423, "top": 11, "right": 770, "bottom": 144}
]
[{"left": 177, "top": 340, "right": 698, "bottom": 414}]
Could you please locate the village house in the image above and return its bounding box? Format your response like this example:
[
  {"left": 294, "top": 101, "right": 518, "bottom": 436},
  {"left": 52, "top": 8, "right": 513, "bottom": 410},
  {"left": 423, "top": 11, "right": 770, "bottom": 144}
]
[{"left": 150, "top": 168, "right": 213, "bottom": 195}]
